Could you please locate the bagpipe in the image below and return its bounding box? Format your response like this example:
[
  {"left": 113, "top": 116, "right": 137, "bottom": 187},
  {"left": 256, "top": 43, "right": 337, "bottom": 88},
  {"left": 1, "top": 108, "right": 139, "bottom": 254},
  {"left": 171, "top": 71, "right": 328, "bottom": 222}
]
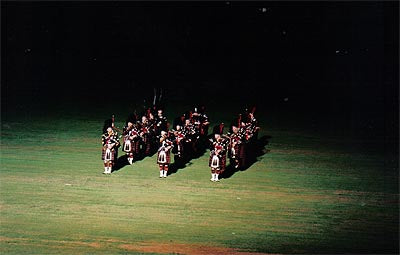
[
  {"left": 158, "top": 140, "right": 173, "bottom": 152},
  {"left": 192, "top": 113, "right": 209, "bottom": 136},
  {"left": 123, "top": 129, "right": 139, "bottom": 152},
  {"left": 209, "top": 137, "right": 230, "bottom": 153},
  {"left": 183, "top": 124, "right": 196, "bottom": 135},
  {"left": 139, "top": 124, "right": 155, "bottom": 143},
  {"left": 171, "top": 130, "right": 185, "bottom": 142},
  {"left": 219, "top": 136, "right": 230, "bottom": 151},
  {"left": 155, "top": 116, "right": 168, "bottom": 130},
  {"left": 103, "top": 134, "right": 119, "bottom": 148},
  {"left": 236, "top": 126, "right": 248, "bottom": 143},
  {"left": 155, "top": 130, "right": 174, "bottom": 142},
  {"left": 244, "top": 120, "right": 259, "bottom": 141},
  {"left": 110, "top": 114, "right": 123, "bottom": 135},
  {"left": 181, "top": 125, "right": 196, "bottom": 142},
  {"left": 171, "top": 130, "right": 185, "bottom": 157},
  {"left": 140, "top": 125, "right": 150, "bottom": 136}
]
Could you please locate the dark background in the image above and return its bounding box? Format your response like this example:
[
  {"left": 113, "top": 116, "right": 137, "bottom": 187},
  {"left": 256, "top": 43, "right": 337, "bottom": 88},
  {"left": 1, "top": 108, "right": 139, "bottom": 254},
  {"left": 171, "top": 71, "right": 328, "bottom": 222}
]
[{"left": 1, "top": 1, "right": 398, "bottom": 139}]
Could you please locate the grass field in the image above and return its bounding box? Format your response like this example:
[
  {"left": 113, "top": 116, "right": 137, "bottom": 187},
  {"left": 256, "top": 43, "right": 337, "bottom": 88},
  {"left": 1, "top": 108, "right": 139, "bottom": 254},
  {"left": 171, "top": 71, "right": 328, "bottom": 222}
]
[{"left": 0, "top": 102, "right": 398, "bottom": 254}]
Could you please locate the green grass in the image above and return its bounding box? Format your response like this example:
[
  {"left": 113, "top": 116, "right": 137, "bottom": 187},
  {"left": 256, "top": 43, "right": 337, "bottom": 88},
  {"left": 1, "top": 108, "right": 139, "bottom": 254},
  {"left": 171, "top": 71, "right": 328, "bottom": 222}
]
[{"left": 0, "top": 105, "right": 398, "bottom": 254}]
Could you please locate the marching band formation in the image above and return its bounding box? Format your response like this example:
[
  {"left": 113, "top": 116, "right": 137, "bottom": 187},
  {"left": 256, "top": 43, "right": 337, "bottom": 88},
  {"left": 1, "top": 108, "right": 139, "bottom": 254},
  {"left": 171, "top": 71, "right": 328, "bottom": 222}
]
[{"left": 101, "top": 105, "right": 260, "bottom": 181}]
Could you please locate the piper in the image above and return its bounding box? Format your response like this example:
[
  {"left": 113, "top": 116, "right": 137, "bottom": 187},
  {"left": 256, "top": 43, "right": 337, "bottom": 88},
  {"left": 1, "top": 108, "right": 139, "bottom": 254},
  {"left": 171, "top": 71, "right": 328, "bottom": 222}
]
[
  {"left": 101, "top": 127, "right": 120, "bottom": 174},
  {"left": 157, "top": 131, "right": 174, "bottom": 178},
  {"left": 122, "top": 122, "right": 140, "bottom": 165},
  {"left": 209, "top": 124, "right": 229, "bottom": 182}
]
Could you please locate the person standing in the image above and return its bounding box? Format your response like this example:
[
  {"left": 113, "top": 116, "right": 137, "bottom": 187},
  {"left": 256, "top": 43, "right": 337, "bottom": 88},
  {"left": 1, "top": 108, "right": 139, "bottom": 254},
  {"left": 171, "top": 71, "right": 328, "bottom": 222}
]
[
  {"left": 157, "top": 131, "right": 174, "bottom": 178},
  {"left": 101, "top": 127, "right": 120, "bottom": 174},
  {"left": 171, "top": 125, "right": 185, "bottom": 168},
  {"left": 122, "top": 122, "right": 140, "bottom": 165},
  {"left": 209, "top": 124, "right": 229, "bottom": 182},
  {"left": 228, "top": 125, "right": 244, "bottom": 169},
  {"left": 155, "top": 109, "right": 168, "bottom": 136},
  {"left": 139, "top": 115, "right": 153, "bottom": 156}
]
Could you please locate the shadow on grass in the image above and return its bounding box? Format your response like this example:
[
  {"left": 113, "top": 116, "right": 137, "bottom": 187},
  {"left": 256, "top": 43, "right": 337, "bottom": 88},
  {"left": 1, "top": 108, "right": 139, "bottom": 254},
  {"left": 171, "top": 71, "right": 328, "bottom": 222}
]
[
  {"left": 112, "top": 149, "right": 157, "bottom": 172},
  {"left": 112, "top": 143, "right": 156, "bottom": 172},
  {"left": 112, "top": 155, "right": 130, "bottom": 172},
  {"left": 220, "top": 135, "right": 271, "bottom": 179},
  {"left": 167, "top": 138, "right": 209, "bottom": 176}
]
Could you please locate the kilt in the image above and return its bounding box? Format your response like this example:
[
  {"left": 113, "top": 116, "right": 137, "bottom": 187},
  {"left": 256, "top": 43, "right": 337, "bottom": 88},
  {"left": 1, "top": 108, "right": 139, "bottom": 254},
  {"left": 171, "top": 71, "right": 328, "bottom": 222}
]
[
  {"left": 124, "top": 139, "right": 139, "bottom": 153},
  {"left": 239, "top": 144, "right": 246, "bottom": 159},
  {"left": 208, "top": 152, "right": 226, "bottom": 170},
  {"left": 238, "top": 143, "right": 247, "bottom": 167},
  {"left": 134, "top": 140, "right": 140, "bottom": 154},
  {"left": 231, "top": 144, "right": 246, "bottom": 159},
  {"left": 220, "top": 154, "right": 227, "bottom": 171},
  {"left": 102, "top": 147, "right": 116, "bottom": 161},
  {"left": 172, "top": 141, "right": 184, "bottom": 156},
  {"left": 157, "top": 150, "right": 171, "bottom": 164},
  {"left": 230, "top": 143, "right": 246, "bottom": 168},
  {"left": 123, "top": 139, "right": 133, "bottom": 153},
  {"left": 144, "top": 140, "right": 152, "bottom": 155}
]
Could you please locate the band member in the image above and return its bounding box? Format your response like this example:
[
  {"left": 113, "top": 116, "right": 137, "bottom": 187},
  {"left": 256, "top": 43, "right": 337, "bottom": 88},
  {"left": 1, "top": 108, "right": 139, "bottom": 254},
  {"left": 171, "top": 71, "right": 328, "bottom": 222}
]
[
  {"left": 139, "top": 115, "right": 153, "bottom": 156},
  {"left": 183, "top": 119, "right": 197, "bottom": 156},
  {"left": 243, "top": 108, "right": 260, "bottom": 164},
  {"left": 122, "top": 122, "right": 140, "bottom": 165},
  {"left": 192, "top": 109, "right": 202, "bottom": 133},
  {"left": 227, "top": 113, "right": 242, "bottom": 168},
  {"left": 228, "top": 125, "right": 244, "bottom": 169},
  {"left": 246, "top": 111, "right": 260, "bottom": 142},
  {"left": 172, "top": 125, "right": 185, "bottom": 167},
  {"left": 199, "top": 106, "right": 210, "bottom": 137},
  {"left": 183, "top": 119, "right": 195, "bottom": 134},
  {"left": 191, "top": 106, "right": 210, "bottom": 151},
  {"left": 155, "top": 109, "right": 168, "bottom": 136},
  {"left": 157, "top": 131, "right": 174, "bottom": 178},
  {"left": 101, "top": 127, "right": 120, "bottom": 174},
  {"left": 193, "top": 106, "right": 210, "bottom": 136},
  {"left": 209, "top": 124, "right": 229, "bottom": 182}
]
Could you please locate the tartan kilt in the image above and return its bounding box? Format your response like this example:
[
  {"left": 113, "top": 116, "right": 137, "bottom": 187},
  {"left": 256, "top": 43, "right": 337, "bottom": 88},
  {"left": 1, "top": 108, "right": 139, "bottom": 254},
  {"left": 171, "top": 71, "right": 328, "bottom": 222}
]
[
  {"left": 101, "top": 147, "right": 116, "bottom": 161},
  {"left": 239, "top": 143, "right": 247, "bottom": 167},
  {"left": 134, "top": 140, "right": 140, "bottom": 154},
  {"left": 209, "top": 152, "right": 226, "bottom": 170},
  {"left": 145, "top": 140, "right": 152, "bottom": 155},
  {"left": 124, "top": 140, "right": 140, "bottom": 158},
  {"left": 123, "top": 139, "right": 134, "bottom": 153},
  {"left": 208, "top": 153, "right": 216, "bottom": 167},
  {"left": 237, "top": 144, "right": 246, "bottom": 159},
  {"left": 157, "top": 150, "right": 171, "bottom": 164},
  {"left": 219, "top": 154, "right": 227, "bottom": 171}
]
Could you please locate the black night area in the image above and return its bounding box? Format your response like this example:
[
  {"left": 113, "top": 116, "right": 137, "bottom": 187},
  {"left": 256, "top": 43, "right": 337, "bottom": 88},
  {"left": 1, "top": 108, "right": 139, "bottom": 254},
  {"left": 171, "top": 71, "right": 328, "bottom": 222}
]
[{"left": 1, "top": 1, "right": 399, "bottom": 141}]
